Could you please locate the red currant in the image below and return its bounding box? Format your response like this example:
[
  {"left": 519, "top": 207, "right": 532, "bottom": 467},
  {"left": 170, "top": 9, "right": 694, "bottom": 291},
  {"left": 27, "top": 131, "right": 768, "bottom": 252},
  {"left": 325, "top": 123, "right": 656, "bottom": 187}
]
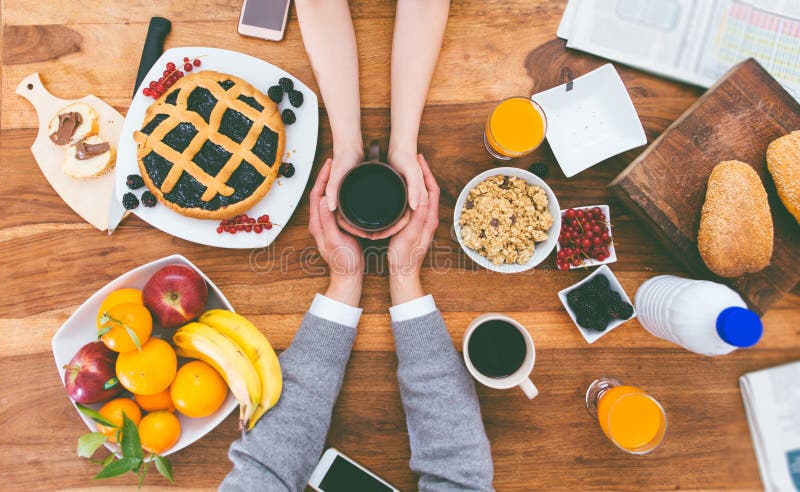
[
  {"left": 216, "top": 226, "right": 223, "bottom": 234},
  {"left": 581, "top": 238, "right": 591, "bottom": 250},
  {"left": 576, "top": 209, "right": 585, "bottom": 219},
  {"left": 245, "top": 225, "right": 252, "bottom": 232},
  {"left": 254, "top": 224, "right": 263, "bottom": 233},
  {"left": 559, "top": 262, "right": 570, "bottom": 271},
  {"left": 248, "top": 218, "right": 255, "bottom": 224},
  {"left": 184, "top": 63, "right": 193, "bottom": 72},
  {"left": 265, "top": 222, "right": 273, "bottom": 230},
  {"left": 143, "top": 87, "right": 151, "bottom": 96},
  {"left": 237, "top": 224, "right": 244, "bottom": 231},
  {"left": 601, "top": 232, "right": 609, "bottom": 241},
  {"left": 193, "top": 58, "right": 201, "bottom": 67},
  {"left": 566, "top": 209, "right": 576, "bottom": 219},
  {"left": 167, "top": 62, "right": 176, "bottom": 71},
  {"left": 183, "top": 57, "right": 190, "bottom": 62}
]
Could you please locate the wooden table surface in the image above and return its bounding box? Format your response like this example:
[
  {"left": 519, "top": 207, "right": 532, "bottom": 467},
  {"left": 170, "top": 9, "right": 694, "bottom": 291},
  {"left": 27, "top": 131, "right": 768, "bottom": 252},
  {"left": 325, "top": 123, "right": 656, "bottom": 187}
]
[{"left": 2, "top": 1, "right": 799, "bottom": 490}]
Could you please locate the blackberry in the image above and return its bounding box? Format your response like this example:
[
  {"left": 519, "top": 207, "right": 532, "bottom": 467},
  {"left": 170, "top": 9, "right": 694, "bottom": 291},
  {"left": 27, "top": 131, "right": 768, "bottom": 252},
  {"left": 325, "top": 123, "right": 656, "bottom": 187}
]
[
  {"left": 616, "top": 302, "right": 634, "bottom": 320},
  {"left": 267, "top": 85, "right": 283, "bottom": 103},
  {"left": 281, "top": 109, "right": 296, "bottom": 125},
  {"left": 566, "top": 288, "right": 583, "bottom": 306},
  {"left": 141, "top": 191, "right": 157, "bottom": 208},
  {"left": 279, "top": 162, "right": 295, "bottom": 178},
  {"left": 288, "top": 89, "right": 304, "bottom": 108},
  {"left": 591, "top": 274, "right": 610, "bottom": 291},
  {"left": 589, "top": 313, "right": 611, "bottom": 332},
  {"left": 122, "top": 192, "right": 139, "bottom": 210},
  {"left": 575, "top": 313, "right": 593, "bottom": 330},
  {"left": 126, "top": 174, "right": 145, "bottom": 190},
  {"left": 603, "top": 290, "right": 623, "bottom": 307},
  {"left": 278, "top": 77, "right": 293, "bottom": 91},
  {"left": 528, "top": 162, "right": 549, "bottom": 179}
]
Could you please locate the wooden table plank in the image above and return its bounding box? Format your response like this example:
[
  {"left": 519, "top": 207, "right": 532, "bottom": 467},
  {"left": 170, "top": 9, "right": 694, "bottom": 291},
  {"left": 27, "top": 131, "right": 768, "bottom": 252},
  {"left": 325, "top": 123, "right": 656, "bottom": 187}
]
[{"left": 2, "top": 1, "right": 800, "bottom": 491}]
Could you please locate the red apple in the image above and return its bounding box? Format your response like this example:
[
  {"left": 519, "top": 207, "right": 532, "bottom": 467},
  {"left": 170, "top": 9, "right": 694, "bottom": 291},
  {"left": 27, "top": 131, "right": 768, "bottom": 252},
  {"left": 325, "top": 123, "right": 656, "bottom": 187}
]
[
  {"left": 143, "top": 264, "right": 208, "bottom": 328},
  {"left": 64, "top": 341, "right": 121, "bottom": 404}
]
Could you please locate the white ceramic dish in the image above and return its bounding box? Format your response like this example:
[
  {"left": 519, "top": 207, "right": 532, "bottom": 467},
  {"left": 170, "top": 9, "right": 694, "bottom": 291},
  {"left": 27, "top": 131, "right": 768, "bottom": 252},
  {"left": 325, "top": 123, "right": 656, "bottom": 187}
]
[
  {"left": 557, "top": 264, "right": 637, "bottom": 344},
  {"left": 453, "top": 167, "right": 561, "bottom": 273},
  {"left": 116, "top": 47, "right": 319, "bottom": 249},
  {"left": 531, "top": 63, "right": 646, "bottom": 178},
  {"left": 51, "top": 254, "right": 237, "bottom": 457},
  {"left": 555, "top": 204, "right": 617, "bottom": 269}
]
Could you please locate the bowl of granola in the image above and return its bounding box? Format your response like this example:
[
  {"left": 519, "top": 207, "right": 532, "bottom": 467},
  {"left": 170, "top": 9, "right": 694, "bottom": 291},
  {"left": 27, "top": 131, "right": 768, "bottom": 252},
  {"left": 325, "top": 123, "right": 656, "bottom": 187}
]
[{"left": 454, "top": 167, "right": 561, "bottom": 273}]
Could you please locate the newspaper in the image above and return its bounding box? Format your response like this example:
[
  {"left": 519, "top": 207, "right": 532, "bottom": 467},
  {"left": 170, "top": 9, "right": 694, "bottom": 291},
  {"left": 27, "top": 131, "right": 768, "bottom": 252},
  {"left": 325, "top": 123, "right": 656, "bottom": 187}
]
[
  {"left": 558, "top": 0, "right": 800, "bottom": 100},
  {"left": 740, "top": 360, "right": 800, "bottom": 492}
]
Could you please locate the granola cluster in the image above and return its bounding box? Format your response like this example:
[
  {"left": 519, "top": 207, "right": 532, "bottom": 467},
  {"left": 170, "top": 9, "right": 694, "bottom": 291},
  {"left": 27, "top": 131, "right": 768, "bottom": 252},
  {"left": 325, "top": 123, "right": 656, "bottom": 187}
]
[{"left": 459, "top": 175, "right": 554, "bottom": 265}]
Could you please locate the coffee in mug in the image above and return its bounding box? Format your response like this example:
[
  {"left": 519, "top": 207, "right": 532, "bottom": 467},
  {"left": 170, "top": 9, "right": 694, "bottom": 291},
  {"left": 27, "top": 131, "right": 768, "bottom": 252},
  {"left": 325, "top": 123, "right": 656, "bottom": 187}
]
[
  {"left": 463, "top": 314, "right": 539, "bottom": 399},
  {"left": 338, "top": 141, "right": 407, "bottom": 232}
]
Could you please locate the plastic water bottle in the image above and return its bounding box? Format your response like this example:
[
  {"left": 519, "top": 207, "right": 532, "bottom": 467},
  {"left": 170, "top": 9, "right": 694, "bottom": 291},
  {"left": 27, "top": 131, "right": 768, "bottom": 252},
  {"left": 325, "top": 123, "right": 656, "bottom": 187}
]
[{"left": 634, "top": 275, "right": 763, "bottom": 356}]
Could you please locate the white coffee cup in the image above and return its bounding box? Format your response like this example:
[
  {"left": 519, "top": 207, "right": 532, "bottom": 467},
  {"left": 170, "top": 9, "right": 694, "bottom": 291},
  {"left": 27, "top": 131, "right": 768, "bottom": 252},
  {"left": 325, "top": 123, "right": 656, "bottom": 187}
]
[{"left": 462, "top": 313, "right": 539, "bottom": 399}]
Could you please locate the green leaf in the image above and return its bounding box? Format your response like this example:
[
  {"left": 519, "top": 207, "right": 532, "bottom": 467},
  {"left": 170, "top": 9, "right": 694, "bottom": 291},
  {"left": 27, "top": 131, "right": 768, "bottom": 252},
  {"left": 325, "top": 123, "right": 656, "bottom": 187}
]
[
  {"left": 94, "top": 457, "right": 140, "bottom": 479},
  {"left": 76, "top": 403, "right": 116, "bottom": 428},
  {"left": 137, "top": 461, "right": 148, "bottom": 489},
  {"left": 77, "top": 432, "right": 107, "bottom": 458},
  {"left": 99, "top": 313, "right": 111, "bottom": 325},
  {"left": 103, "top": 377, "right": 119, "bottom": 390},
  {"left": 154, "top": 455, "right": 174, "bottom": 482},
  {"left": 96, "top": 325, "right": 112, "bottom": 338},
  {"left": 102, "top": 453, "right": 116, "bottom": 466},
  {"left": 120, "top": 413, "right": 143, "bottom": 460},
  {"left": 124, "top": 325, "right": 142, "bottom": 351}
]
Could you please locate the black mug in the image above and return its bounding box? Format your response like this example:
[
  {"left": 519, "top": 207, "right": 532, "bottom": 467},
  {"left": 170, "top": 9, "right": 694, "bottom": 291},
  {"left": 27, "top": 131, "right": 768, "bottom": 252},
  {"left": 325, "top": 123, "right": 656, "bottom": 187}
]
[{"left": 338, "top": 141, "right": 408, "bottom": 232}]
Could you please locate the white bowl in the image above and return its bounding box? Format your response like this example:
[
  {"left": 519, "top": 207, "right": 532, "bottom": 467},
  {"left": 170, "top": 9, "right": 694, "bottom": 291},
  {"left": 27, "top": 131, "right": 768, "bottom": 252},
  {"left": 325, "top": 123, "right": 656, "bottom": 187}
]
[
  {"left": 532, "top": 63, "right": 646, "bottom": 178},
  {"left": 557, "top": 264, "right": 637, "bottom": 344},
  {"left": 454, "top": 167, "right": 561, "bottom": 273},
  {"left": 555, "top": 204, "right": 617, "bottom": 269},
  {"left": 51, "top": 254, "right": 237, "bottom": 457}
]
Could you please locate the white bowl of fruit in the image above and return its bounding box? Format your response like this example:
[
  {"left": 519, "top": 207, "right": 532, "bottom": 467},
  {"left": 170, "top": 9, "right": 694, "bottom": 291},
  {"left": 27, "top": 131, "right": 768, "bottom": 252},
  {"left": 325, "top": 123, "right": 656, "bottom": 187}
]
[
  {"left": 53, "top": 254, "right": 281, "bottom": 484},
  {"left": 555, "top": 204, "right": 616, "bottom": 270}
]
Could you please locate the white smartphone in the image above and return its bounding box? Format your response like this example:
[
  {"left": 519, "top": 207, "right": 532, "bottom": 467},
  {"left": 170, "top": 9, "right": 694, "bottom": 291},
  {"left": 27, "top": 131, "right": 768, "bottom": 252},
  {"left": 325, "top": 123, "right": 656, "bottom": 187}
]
[
  {"left": 238, "top": 0, "right": 291, "bottom": 41},
  {"left": 308, "top": 447, "right": 399, "bottom": 492}
]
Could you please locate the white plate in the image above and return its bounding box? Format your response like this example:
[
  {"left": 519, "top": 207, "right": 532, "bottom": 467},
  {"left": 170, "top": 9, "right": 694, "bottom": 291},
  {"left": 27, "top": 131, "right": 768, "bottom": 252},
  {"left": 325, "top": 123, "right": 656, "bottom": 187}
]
[
  {"left": 557, "top": 264, "right": 637, "bottom": 344},
  {"left": 555, "top": 204, "right": 617, "bottom": 269},
  {"left": 116, "top": 47, "right": 319, "bottom": 249},
  {"left": 453, "top": 167, "right": 561, "bottom": 273},
  {"left": 51, "top": 254, "right": 237, "bottom": 457},
  {"left": 532, "top": 63, "right": 646, "bottom": 178}
]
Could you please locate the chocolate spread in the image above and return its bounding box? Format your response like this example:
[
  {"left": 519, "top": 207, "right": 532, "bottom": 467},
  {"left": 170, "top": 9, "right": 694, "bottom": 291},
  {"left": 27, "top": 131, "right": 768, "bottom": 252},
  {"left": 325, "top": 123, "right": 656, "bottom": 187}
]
[
  {"left": 49, "top": 112, "right": 83, "bottom": 145},
  {"left": 74, "top": 140, "right": 110, "bottom": 160}
]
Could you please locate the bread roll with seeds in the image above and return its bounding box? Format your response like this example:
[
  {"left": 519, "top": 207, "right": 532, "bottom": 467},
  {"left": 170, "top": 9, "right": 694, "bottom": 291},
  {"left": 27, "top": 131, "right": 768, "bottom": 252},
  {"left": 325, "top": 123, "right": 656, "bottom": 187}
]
[
  {"left": 698, "top": 160, "right": 773, "bottom": 277},
  {"left": 766, "top": 130, "right": 800, "bottom": 223}
]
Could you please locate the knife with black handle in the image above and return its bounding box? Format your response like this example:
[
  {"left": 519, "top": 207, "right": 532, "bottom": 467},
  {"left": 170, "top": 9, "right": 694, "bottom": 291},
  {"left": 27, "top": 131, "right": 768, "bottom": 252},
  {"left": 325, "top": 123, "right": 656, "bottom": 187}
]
[{"left": 109, "top": 16, "right": 172, "bottom": 235}]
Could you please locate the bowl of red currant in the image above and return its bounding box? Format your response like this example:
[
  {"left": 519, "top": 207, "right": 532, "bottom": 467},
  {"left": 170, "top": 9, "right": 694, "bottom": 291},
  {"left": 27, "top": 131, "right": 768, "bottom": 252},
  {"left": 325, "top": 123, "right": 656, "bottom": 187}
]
[{"left": 555, "top": 205, "right": 616, "bottom": 271}]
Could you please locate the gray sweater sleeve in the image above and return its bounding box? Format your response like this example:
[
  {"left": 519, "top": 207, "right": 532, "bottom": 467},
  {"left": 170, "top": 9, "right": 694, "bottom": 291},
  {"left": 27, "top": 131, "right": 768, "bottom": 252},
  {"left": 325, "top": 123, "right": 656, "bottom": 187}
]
[
  {"left": 220, "top": 312, "right": 356, "bottom": 492},
  {"left": 392, "top": 310, "right": 494, "bottom": 491}
]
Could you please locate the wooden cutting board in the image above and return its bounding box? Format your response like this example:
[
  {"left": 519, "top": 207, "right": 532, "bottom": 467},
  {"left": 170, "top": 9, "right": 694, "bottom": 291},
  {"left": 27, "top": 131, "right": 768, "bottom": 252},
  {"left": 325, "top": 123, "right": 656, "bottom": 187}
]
[
  {"left": 610, "top": 59, "right": 800, "bottom": 315},
  {"left": 16, "top": 73, "right": 124, "bottom": 231}
]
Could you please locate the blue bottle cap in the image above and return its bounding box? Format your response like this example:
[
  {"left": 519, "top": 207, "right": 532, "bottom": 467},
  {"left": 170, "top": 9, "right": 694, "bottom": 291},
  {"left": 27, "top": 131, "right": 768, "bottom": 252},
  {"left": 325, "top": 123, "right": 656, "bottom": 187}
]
[{"left": 716, "top": 307, "right": 763, "bottom": 348}]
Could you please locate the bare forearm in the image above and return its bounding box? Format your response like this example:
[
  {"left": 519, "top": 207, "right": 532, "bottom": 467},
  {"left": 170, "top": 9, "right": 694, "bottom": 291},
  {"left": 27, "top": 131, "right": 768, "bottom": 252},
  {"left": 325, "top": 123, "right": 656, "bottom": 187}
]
[
  {"left": 295, "top": 0, "right": 363, "bottom": 155},
  {"left": 388, "top": 0, "right": 450, "bottom": 155}
]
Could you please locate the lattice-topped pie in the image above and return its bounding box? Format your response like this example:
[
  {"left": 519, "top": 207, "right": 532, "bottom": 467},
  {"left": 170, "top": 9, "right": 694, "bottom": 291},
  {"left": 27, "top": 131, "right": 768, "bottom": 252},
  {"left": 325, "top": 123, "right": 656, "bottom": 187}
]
[{"left": 134, "top": 71, "right": 284, "bottom": 219}]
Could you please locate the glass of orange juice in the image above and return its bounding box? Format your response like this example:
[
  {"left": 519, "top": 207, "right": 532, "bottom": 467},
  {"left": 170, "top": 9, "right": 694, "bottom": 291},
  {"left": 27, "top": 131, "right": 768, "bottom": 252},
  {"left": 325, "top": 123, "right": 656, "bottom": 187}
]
[
  {"left": 484, "top": 96, "right": 547, "bottom": 160},
  {"left": 585, "top": 377, "right": 667, "bottom": 455}
]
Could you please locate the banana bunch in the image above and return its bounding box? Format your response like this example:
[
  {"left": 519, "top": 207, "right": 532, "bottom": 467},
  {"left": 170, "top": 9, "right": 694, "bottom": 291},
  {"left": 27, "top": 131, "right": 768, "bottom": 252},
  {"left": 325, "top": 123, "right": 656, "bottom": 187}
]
[{"left": 173, "top": 310, "right": 282, "bottom": 430}]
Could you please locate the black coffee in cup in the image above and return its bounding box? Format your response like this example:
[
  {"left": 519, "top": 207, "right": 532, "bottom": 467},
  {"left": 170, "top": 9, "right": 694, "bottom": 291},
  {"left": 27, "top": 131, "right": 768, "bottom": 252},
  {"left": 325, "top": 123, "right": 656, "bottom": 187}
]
[
  {"left": 339, "top": 163, "right": 406, "bottom": 232},
  {"left": 467, "top": 320, "right": 526, "bottom": 378}
]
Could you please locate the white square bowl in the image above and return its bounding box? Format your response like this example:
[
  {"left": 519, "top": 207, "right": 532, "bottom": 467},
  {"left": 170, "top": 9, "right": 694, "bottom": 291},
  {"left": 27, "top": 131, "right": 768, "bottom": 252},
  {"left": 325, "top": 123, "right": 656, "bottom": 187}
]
[
  {"left": 453, "top": 167, "right": 561, "bottom": 273},
  {"left": 557, "top": 264, "right": 637, "bottom": 344},
  {"left": 555, "top": 204, "right": 617, "bottom": 269},
  {"left": 51, "top": 254, "right": 237, "bottom": 457},
  {"left": 532, "top": 63, "right": 646, "bottom": 178}
]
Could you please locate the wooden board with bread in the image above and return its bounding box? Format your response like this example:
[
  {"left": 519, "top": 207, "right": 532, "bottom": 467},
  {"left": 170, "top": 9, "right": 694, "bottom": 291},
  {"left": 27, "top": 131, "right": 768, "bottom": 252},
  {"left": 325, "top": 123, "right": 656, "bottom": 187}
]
[
  {"left": 610, "top": 58, "right": 800, "bottom": 315},
  {"left": 15, "top": 73, "right": 122, "bottom": 231}
]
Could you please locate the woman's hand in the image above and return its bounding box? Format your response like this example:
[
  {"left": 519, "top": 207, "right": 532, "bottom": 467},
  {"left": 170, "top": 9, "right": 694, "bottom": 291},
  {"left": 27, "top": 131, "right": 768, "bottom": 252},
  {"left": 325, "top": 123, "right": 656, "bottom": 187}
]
[
  {"left": 309, "top": 159, "right": 364, "bottom": 307},
  {"left": 388, "top": 147, "right": 427, "bottom": 212},
  {"left": 387, "top": 154, "right": 440, "bottom": 305},
  {"left": 324, "top": 147, "right": 363, "bottom": 212}
]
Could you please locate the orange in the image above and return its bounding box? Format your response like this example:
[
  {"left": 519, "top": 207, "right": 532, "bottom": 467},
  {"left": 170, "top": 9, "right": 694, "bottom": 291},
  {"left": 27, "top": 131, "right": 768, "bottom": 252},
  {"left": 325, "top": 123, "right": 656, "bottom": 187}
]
[
  {"left": 171, "top": 360, "right": 228, "bottom": 418},
  {"left": 138, "top": 411, "right": 181, "bottom": 454},
  {"left": 99, "top": 303, "right": 153, "bottom": 353},
  {"left": 134, "top": 387, "right": 175, "bottom": 412},
  {"left": 96, "top": 397, "right": 142, "bottom": 443},
  {"left": 97, "top": 288, "right": 144, "bottom": 327},
  {"left": 116, "top": 338, "right": 177, "bottom": 396}
]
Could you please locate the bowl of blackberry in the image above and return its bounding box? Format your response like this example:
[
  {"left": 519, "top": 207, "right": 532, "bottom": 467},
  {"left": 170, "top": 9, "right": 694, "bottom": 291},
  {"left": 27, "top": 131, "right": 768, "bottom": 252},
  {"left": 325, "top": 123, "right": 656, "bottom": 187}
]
[{"left": 558, "top": 265, "right": 636, "bottom": 344}]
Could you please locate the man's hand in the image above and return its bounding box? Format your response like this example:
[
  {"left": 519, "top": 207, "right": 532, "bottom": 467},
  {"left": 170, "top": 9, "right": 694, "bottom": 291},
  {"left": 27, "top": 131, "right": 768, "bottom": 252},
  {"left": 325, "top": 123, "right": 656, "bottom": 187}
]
[
  {"left": 387, "top": 154, "right": 440, "bottom": 305},
  {"left": 309, "top": 159, "right": 364, "bottom": 307}
]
